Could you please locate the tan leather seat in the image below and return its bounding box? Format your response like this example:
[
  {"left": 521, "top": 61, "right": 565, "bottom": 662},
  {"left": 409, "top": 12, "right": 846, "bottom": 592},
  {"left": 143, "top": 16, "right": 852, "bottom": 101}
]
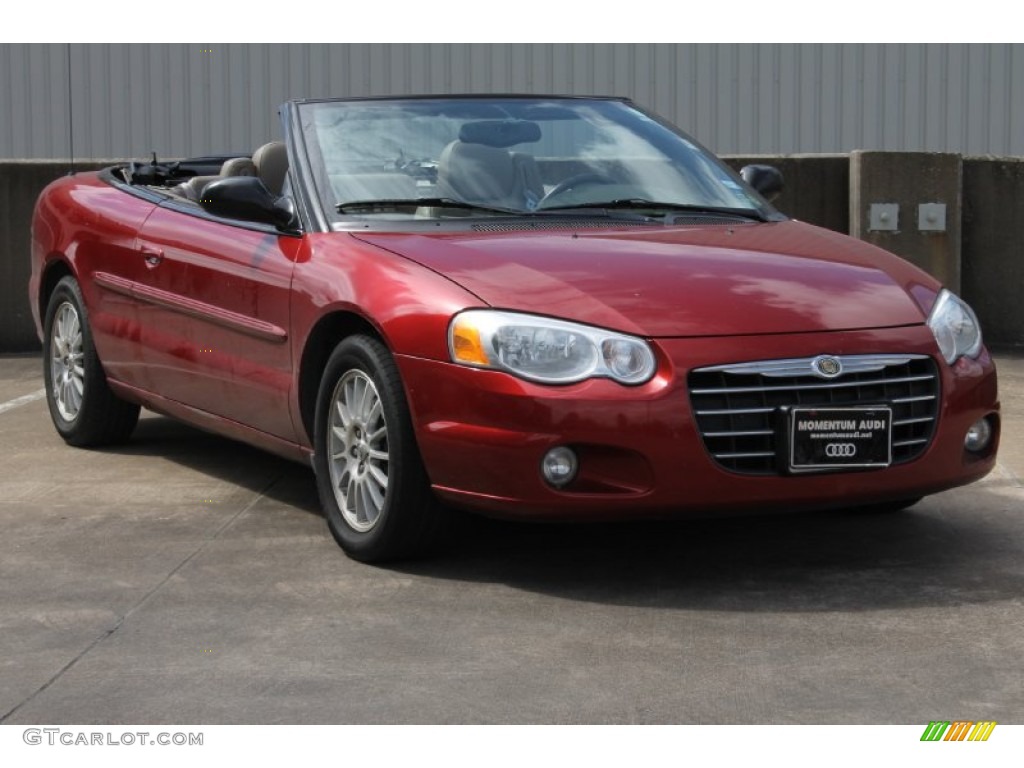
[
  {"left": 170, "top": 157, "right": 258, "bottom": 203},
  {"left": 436, "top": 141, "right": 543, "bottom": 210},
  {"left": 512, "top": 153, "right": 544, "bottom": 206},
  {"left": 252, "top": 141, "right": 289, "bottom": 195},
  {"left": 220, "top": 157, "right": 257, "bottom": 177},
  {"left": 172, "top": 174, "right": 220, "bottom": 202}
]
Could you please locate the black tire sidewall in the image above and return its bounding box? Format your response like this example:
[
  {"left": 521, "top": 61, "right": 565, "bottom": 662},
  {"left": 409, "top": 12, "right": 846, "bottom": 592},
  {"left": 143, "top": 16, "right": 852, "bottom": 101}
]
[
  {"left": 42, "top": 275, "right": 139, "bottom": 446},
  {"left": 313, "top": 335, "right": 431, "bottom": 561}
]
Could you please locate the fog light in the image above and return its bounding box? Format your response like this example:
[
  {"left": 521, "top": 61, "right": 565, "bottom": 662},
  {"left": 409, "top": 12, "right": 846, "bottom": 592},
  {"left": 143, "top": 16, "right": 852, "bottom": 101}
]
[
  {"left": 964, "top": 418, "right": 993, "bottom": 453},
  {"left": 541, "top": 446, "right": 578, "bottom": 488}
]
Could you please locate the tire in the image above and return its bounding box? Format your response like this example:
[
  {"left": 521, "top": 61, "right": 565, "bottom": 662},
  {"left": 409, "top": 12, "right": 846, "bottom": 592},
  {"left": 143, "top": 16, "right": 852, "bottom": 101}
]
[
  {"left": 313, "top": 335, "right": 447, "bottom": 562},
  {"left": 42, "top": 276, "right": 140, "bottom": 446}
]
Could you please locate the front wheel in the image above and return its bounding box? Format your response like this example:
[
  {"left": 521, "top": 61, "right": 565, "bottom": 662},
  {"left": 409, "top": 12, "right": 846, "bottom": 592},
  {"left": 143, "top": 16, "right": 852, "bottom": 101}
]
[
  {"left": 43, "top": 276, "right": 140, "bottom": 446},
  {"left": 313, "top": 335, "right": 447, "bottom": 562}
]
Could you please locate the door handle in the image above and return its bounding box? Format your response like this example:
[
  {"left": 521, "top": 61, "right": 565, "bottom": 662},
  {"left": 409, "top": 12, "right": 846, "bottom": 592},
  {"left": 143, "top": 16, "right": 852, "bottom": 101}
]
[{"left": 141, "top": 247, "right": 163, "bottom": 267}]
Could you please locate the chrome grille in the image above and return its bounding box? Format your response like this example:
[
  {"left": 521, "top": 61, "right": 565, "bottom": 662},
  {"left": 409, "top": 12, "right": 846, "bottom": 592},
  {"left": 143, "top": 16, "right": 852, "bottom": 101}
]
[{"left": 687, "top": 354, "right": 940, "bottom": 475}]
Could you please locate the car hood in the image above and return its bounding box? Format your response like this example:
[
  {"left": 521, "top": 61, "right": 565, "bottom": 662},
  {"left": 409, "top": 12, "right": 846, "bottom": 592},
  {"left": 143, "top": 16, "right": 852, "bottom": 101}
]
[{"left": 353, "top": 221, "right": 935, "bottom": 338}]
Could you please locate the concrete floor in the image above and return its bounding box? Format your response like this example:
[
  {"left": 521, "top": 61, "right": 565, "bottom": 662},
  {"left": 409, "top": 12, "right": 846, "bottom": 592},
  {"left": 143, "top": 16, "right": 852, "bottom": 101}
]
[{"left": 0, "top": 353, "right": 1022, "bottom": 724}]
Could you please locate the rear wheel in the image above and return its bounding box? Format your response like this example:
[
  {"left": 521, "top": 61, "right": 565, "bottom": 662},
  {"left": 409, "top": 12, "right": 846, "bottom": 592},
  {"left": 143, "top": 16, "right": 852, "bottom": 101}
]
[
  {"left": 313, "top": 335, "right": 447, "bottom": 562},
  {"left": 43, "top": 276, "right": 140, "bottom": 446}
]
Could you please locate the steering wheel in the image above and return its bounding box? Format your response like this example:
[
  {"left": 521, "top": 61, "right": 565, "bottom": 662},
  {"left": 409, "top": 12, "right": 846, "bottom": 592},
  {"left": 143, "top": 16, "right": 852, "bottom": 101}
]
[{"left": 538, "top": 173, "right": 618, "bottom": 208}]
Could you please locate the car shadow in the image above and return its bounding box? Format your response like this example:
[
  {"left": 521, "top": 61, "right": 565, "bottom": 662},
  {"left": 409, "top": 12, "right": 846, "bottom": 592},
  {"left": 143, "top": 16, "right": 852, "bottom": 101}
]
[
  {"left": 103, "top": 413, "right": 323, "bottom": 517},
  {"left": 105, "top": 414, "right": 1023, "bottom": 614},
  {"left": 398, "top": 476, "right": 1024, "bottom": 613}
]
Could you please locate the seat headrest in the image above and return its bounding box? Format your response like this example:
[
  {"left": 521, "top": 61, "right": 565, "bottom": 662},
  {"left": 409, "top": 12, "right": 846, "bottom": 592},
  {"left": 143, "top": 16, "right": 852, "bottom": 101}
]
[
  {"left": 437, "top": 141, "right": 518, "bottom": 204},
  {"left": 220, "top": 157, "right": 257, "bottom": 177},
  {"left": 252, "top": 141, "right": 289, "bottom": 195}
]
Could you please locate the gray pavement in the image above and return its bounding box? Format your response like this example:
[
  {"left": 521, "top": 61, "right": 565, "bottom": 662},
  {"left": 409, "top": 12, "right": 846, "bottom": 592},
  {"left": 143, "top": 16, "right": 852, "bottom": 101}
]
[{"left": 0, "top": 353, "right": 1022, "bottom": 724}]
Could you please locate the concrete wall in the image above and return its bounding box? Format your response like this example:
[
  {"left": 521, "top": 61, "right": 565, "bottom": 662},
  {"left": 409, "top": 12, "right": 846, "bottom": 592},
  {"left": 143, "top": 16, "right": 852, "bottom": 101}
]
[
  {"left": 962, "top": 157, "right": 1024, "bottom": 348},
  {"left": 849, "top": 151, "right": 963, "bottom": 292},
  {"left": 722, "top": 154, "right": 850, "bottom": 233},
  {"left": 1, "top": 155, "right": 1021, "bottom": 353}
]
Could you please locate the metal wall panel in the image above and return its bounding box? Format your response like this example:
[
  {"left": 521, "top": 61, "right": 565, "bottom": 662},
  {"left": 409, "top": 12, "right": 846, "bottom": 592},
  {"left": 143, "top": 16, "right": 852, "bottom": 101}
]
[{"left": 2, "top": 43, "right": 1023, "bottom": 159}]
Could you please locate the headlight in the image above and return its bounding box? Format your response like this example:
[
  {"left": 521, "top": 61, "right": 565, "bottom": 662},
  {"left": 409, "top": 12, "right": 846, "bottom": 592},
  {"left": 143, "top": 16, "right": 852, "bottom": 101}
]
[
  {"left": 449, "top": 310, "right": 656, "bottom": 385},
  {"left": 927, "top": 289, "right": 983, "bottom": 364}
]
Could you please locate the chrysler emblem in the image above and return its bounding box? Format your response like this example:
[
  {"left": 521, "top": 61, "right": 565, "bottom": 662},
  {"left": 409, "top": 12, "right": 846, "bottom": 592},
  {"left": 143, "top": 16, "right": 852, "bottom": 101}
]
[{"left": 812, "top": 355, "right": 843, "bottom": 379}]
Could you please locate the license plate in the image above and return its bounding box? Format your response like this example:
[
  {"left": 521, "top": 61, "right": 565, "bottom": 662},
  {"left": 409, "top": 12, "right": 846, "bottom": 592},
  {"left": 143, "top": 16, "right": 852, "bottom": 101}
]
[{"left": 789, "top": 407, "right": 892, "bottom": 470}]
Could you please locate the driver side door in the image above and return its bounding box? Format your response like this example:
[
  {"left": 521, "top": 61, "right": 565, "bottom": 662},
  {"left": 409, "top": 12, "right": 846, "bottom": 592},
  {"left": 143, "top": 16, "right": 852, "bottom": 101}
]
[{"left": 132, "top": 203, "right": 302, "bottom": 442}]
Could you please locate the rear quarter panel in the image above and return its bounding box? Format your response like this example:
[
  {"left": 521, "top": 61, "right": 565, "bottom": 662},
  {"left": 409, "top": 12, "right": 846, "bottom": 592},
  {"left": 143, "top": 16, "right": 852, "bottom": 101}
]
[{"left": 31, "top": 173, "right": 158, "bottom": 384}]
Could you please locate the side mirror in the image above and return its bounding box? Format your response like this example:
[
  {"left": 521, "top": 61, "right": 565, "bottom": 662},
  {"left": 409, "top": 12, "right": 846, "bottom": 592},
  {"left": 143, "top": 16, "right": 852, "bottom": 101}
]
[
  {"left": 739, "top": 164, "right": 784, "bottom": 203},
  {"left": 200, "top": 176, "right": 296, "bottom": 231}
]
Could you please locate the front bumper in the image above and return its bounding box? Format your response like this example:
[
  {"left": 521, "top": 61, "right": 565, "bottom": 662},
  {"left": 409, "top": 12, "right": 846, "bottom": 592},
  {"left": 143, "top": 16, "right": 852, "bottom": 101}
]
[{"left": 397, "top": 325, "right": 999, "bottom": 520}]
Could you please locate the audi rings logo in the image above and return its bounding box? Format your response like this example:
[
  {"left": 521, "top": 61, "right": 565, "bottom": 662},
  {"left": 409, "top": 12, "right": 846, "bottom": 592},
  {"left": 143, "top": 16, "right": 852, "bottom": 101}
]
[
  {"left": 825, "top": 443, "right": 857, "bottom": 457},
  {"left": 812, "top": 355, "right": 843, "bottom": 379}
]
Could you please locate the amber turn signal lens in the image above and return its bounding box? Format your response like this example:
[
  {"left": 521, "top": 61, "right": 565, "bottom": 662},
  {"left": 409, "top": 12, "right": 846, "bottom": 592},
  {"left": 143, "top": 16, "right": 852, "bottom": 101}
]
[{"left": 450, "top": 318, "right": 490, "bottom": 365}]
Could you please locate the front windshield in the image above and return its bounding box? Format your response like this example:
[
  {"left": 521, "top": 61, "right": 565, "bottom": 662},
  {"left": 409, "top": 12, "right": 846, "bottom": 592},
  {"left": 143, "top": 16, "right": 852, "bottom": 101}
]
[{"left": 297, "top": 97, "right": 768, "bottom": 222}]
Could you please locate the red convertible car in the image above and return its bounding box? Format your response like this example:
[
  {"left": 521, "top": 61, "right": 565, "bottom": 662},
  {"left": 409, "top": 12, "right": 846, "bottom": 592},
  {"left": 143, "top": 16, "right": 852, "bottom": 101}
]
[{"left": 30, "top": 96, "right": 999, "bottom": 562}]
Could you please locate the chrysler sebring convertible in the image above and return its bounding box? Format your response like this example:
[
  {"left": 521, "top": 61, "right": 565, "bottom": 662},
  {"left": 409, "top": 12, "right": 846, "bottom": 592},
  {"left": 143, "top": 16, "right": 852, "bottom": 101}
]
[{"left": 30, "top": 95, "right": 999, "bottom": 562}]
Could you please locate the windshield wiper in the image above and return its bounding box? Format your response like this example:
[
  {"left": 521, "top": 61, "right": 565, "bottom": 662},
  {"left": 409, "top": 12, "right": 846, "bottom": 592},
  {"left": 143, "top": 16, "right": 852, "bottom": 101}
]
[
  {"left": 337, "top": 196, "right": 672, "bottom": 223},
  {"left": 336, "top": 197, "right": 520, "bottom": 215},
  {"left": 537, "top": 199, "right": 768, "bottom": 222}
]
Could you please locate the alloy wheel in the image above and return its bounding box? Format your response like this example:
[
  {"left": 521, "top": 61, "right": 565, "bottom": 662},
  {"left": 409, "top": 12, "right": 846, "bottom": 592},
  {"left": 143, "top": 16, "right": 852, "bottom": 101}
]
[
  {"left": 50, "top": 301, "right": 85, "bottom": 422},
  {"left": 327, "top": 369, "right": 390, "bottom": 533}
]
